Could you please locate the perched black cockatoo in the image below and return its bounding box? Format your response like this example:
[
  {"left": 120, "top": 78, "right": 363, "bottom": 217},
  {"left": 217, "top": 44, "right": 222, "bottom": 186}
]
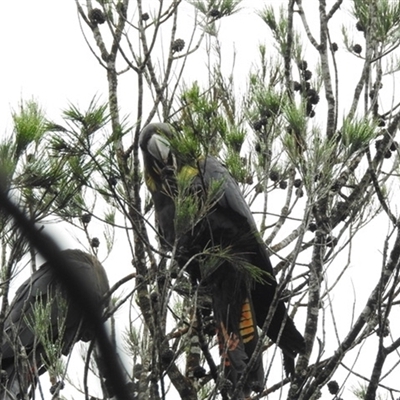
[
  {"left": 140, "top": 123, "right": 305, "bottom": 396},
  {"left": 0, "top": 249, "right": 110, "bottom": 399}
]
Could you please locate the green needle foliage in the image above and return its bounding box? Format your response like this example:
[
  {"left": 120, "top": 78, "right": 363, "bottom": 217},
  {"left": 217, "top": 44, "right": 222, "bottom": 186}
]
[
  {"left": 341, "top": 117, "right": 377, "bottom": 155},
  {"left": 12, "top": 100, "right": 47, "bottom": 159},
  {"left": 26, "top": 293, "right": 69, "bottom": 378},
  {"left": 189, "top": 0, "right": 243, "bottom": 19},
  {"left": 199, "top": 245, "right": 271, "bottom": 284}
]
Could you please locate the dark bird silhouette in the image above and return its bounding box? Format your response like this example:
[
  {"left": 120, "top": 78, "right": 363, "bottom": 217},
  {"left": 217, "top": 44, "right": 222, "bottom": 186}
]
[
  {"left": 140, "top": 123, "right": 305, "bottom": 397},
  {"left": 0, "top": 249, "right": 110, "bottom": 399},
  {"left": 139, "top": 123, "right": 305, "bottom": 396}
]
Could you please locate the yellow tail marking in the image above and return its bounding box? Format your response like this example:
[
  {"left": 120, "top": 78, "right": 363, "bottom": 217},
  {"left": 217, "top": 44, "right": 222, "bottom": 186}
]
[{"left": 240, "top": 298, "right": 256, "bottom": 343}]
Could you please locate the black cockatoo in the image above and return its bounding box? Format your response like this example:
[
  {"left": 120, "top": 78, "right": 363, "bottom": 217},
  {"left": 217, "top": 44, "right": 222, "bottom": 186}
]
[
  {"left": 140, "top": 123, "right": 305, "bottom": 396},
  {"left": 0, "top": 249, "right": 110, "bottom": 399}
]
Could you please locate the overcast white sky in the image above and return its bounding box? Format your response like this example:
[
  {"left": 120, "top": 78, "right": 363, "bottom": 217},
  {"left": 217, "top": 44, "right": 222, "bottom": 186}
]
[
  {"left": 2, "top": 1, "right": 103, "bottom": 129},
  {"left": 1, "top": 1, "right": 269, "bottom": 131},
  {"left": 1, "top": 1, "right": 399, "bottom": 399}
]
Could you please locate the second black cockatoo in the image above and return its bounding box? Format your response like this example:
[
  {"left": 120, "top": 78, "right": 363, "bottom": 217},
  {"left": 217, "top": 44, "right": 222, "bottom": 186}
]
[
  {"left": 0, "top": 249, "right": 110, "bottom": 399},
  {"left": 140, "top": 123, "right": 305, "bottom": 396}
]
